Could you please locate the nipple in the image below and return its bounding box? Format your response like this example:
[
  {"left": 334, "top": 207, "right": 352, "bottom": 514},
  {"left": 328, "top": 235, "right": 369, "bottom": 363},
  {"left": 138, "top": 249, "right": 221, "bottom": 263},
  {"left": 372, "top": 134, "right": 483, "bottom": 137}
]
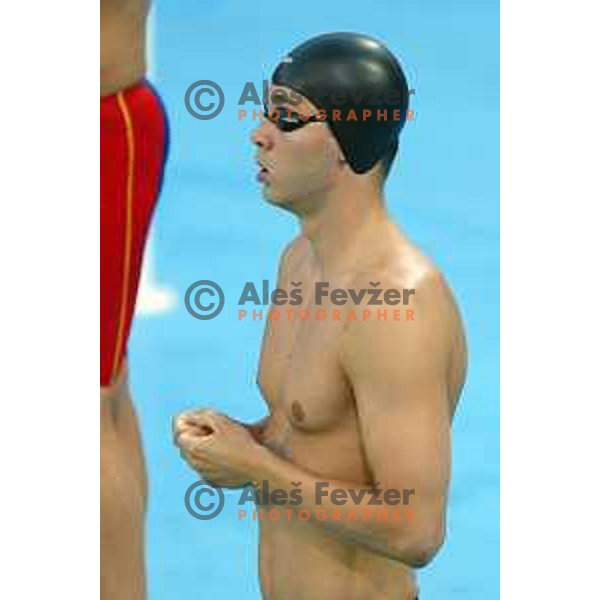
[{"left": 291, "top": 401, "right": 305, "bottom": 423}]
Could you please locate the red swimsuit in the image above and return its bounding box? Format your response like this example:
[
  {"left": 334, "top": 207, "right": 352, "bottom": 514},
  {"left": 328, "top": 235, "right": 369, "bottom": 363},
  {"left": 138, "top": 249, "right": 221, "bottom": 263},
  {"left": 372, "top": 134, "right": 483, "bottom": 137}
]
[{"left": 100, "top": 80, "right": 168, "bottom": 386}]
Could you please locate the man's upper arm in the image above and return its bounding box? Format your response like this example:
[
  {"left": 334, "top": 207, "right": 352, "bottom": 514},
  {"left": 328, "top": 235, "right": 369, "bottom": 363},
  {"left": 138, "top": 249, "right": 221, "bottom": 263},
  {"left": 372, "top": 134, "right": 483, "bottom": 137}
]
[{"left": 340, "top": 273, "right": 453, "bottom": 547}]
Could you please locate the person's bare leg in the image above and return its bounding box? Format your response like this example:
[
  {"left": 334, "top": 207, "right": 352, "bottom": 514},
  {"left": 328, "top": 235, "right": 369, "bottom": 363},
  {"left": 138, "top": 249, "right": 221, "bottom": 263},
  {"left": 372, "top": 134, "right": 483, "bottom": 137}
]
[
  {"left": 100, "top": 366, "right": 147, "bottom": 600},
  {"left": 115, "top": 371, "right": 148, "bottom": 508}
]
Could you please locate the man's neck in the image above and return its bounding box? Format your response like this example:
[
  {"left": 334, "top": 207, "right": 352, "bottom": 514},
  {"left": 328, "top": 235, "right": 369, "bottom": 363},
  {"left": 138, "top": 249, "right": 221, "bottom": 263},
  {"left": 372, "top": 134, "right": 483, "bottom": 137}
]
[{"left": 298, "top": 180, "right": 393, "bottom": 277}]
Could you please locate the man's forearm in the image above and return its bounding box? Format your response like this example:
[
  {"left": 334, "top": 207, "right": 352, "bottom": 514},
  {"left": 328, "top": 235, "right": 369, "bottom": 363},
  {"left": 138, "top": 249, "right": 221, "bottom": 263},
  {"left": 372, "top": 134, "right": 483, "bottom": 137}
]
[{"left": 244, "top": 445, "right": 440, "bottom": 566}]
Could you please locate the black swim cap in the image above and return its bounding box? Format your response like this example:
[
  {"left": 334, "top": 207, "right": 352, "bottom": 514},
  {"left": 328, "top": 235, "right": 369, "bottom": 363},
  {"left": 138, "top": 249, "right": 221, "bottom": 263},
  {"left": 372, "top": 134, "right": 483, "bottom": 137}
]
[{"left": 272, "top": 32, "right": 410, "bottom": 174}]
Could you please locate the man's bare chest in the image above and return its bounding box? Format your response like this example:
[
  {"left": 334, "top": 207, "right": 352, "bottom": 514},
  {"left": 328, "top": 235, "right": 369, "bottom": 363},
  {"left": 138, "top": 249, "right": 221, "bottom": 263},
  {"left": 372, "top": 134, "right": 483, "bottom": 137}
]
[{"left": 258, "top": 309, "right": 354, "bottom": 433}]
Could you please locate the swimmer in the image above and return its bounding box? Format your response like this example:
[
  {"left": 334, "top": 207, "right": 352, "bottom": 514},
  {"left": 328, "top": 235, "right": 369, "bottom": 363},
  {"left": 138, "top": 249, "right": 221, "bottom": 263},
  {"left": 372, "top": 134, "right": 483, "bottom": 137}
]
[
  {"left": 175, "top": 33, "right": 465, "bottom": 600},
  {"left": 101, "top": 1, "right": 168, "bottom": 598}
]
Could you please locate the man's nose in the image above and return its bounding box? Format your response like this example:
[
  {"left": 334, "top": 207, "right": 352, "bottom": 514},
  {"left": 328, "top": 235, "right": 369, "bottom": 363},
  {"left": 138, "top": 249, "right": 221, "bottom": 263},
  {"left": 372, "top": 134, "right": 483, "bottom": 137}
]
[{"left": 251, "top": 121, "right": 274, "bottom": 150}]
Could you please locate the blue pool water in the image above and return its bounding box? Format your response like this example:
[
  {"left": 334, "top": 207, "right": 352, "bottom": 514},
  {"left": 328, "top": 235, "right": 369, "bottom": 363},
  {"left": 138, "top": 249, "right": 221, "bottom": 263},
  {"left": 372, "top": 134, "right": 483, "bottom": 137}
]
[{"left": 129, "top": 1, "right": 499, "bottom": 598}]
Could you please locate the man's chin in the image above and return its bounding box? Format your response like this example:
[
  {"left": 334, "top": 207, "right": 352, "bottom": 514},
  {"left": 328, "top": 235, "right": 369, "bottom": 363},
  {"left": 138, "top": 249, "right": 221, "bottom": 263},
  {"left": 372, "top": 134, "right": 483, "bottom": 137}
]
[
  {"left": 261, "top": 185, "right": 285, "bottom": 205},
  {"left": 260, "top": 185, "right": 299, "bottom": 214}
]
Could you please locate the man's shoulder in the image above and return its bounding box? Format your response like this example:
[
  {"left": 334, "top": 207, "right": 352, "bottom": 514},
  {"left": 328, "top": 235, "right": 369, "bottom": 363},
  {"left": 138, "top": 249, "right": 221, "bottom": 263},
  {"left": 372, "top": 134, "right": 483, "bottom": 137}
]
[
  {"left": 343, "top": 238, "right": 463, "bottom": 350},
  {"left": 349, "top": 239, "right": 449, "bottom": 309},
  {"left": 278, "top": 235, "right": 310, "bottom": 277}
]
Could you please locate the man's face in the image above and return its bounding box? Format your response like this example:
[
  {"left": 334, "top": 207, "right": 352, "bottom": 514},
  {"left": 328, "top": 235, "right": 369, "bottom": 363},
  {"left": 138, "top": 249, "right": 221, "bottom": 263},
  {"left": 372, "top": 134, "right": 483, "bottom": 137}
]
[{"left": 251, "top": 86, "right": 342, "bottom": 211}]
